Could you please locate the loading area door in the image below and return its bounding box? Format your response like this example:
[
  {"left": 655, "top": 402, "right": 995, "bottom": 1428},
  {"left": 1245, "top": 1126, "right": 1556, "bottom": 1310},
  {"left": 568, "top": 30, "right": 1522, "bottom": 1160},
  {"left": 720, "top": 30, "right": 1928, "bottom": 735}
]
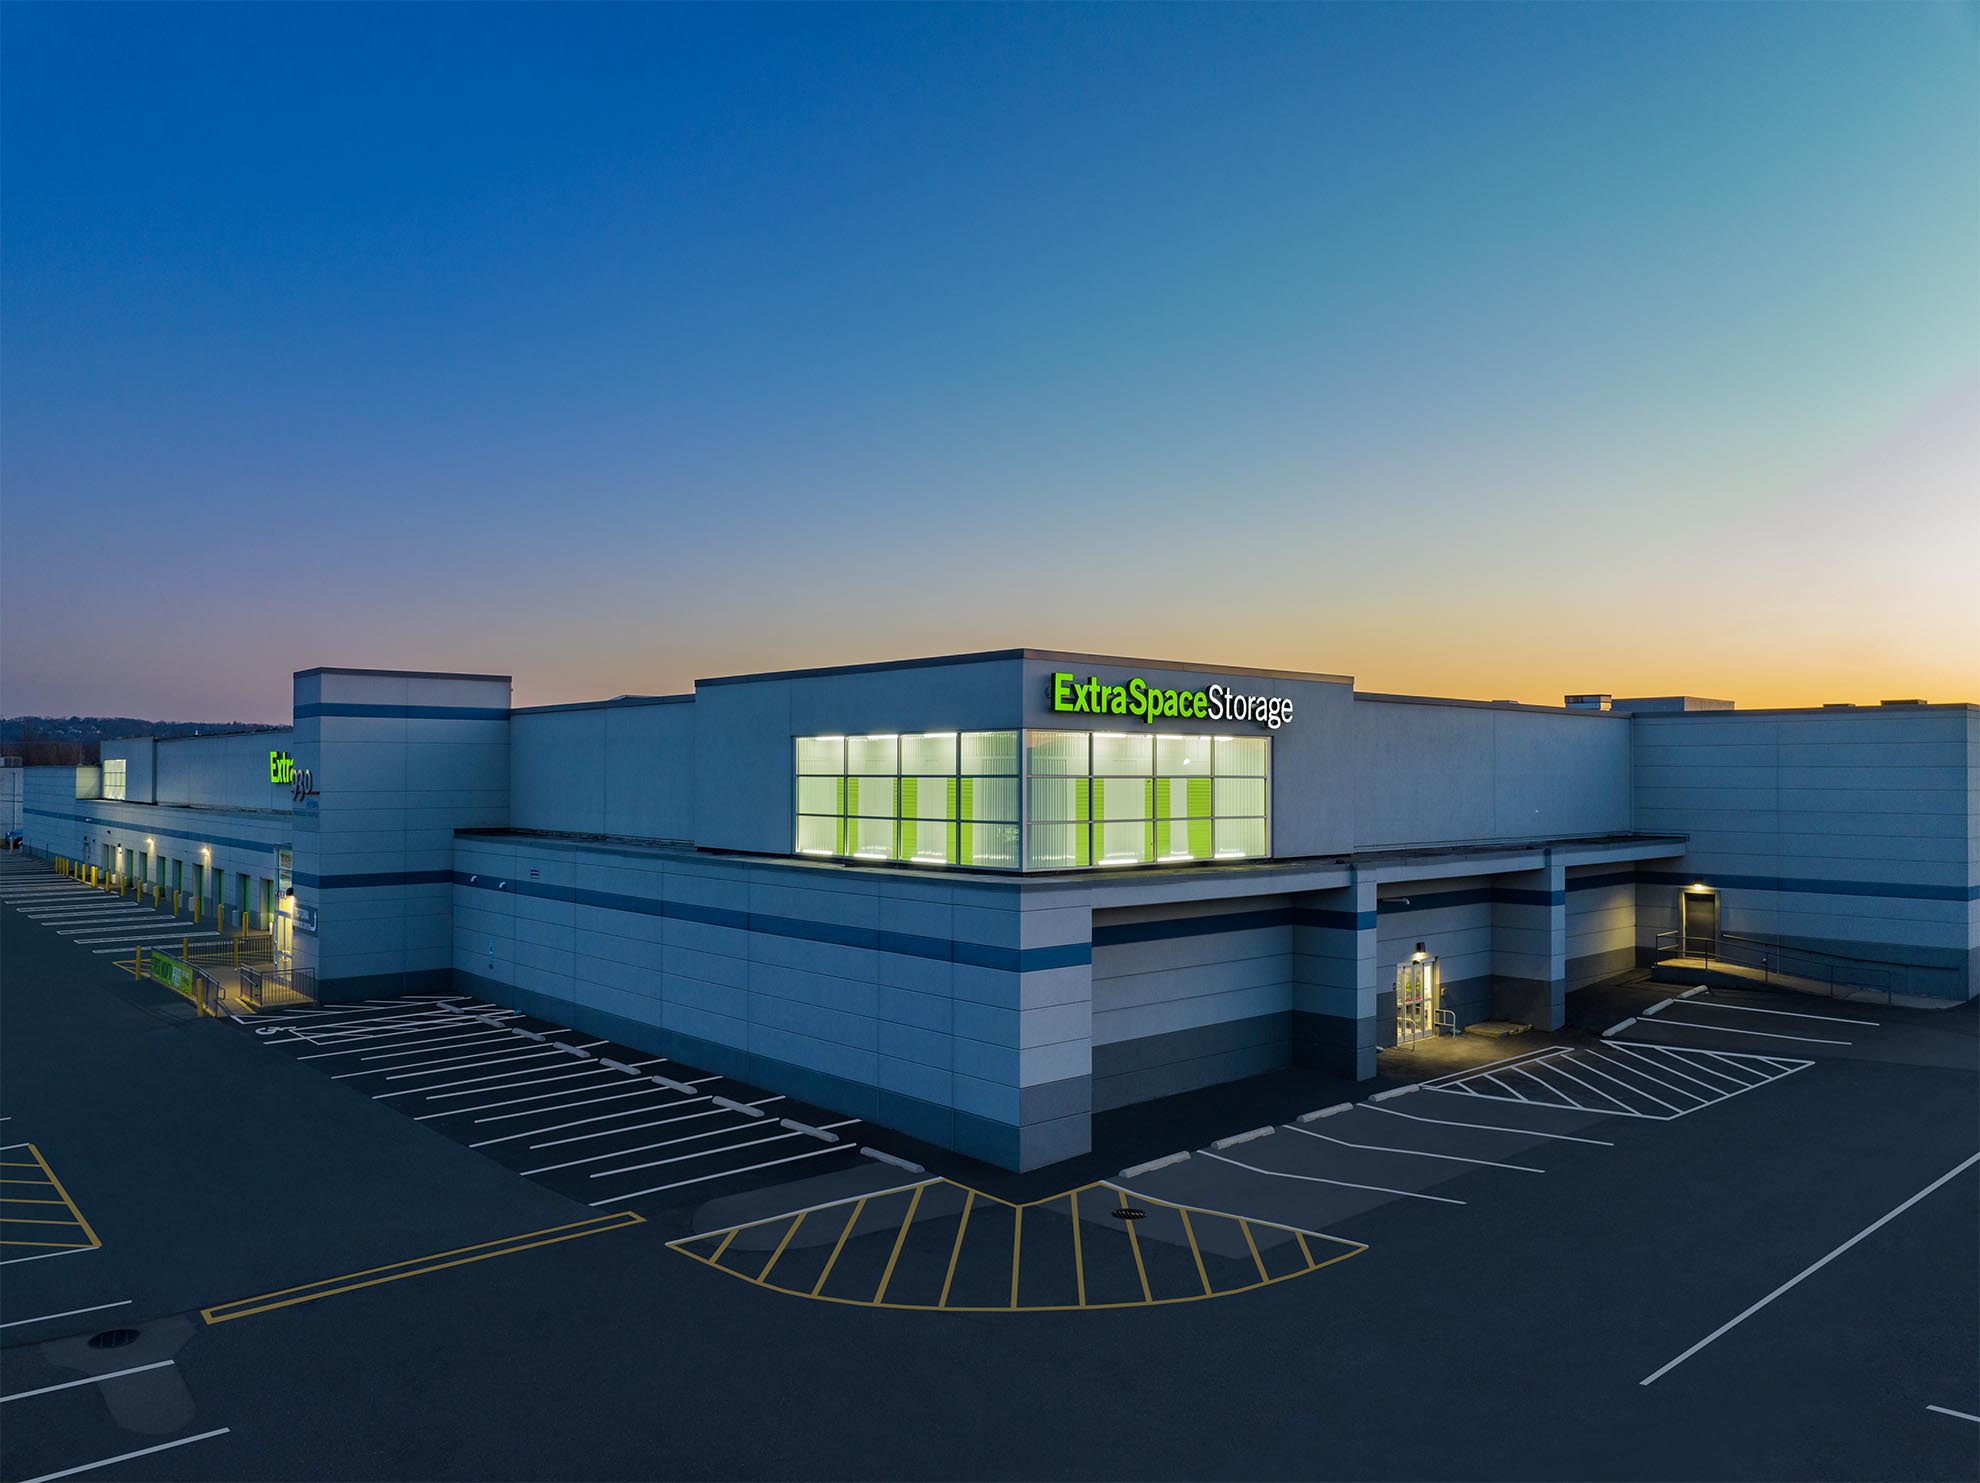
[{"left": 1681, "top": 890, "right": 1719, "bottom": 958}]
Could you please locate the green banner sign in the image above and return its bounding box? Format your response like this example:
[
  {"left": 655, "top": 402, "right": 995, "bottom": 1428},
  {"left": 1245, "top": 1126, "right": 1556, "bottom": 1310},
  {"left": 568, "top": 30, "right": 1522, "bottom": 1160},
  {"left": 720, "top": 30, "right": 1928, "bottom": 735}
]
[
  {"left": 147, "top": 950, "right": 196, "bottom": 1000},
  {"left": 1050, "top": 672, "right": 1294, "bottom": 731}
]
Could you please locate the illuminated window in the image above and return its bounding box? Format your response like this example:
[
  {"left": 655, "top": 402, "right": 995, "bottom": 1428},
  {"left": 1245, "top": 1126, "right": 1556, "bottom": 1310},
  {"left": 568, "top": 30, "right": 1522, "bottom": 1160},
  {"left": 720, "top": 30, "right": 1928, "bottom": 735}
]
[
  {"left": 794, "top": 732, "right": 1021, "bottom": 869},
  {"left": 102, "top": 759, "right": 127, "bottom": 801},
  {"left": 1022, "top": 730, "right": 1270, "bottom": 869}
]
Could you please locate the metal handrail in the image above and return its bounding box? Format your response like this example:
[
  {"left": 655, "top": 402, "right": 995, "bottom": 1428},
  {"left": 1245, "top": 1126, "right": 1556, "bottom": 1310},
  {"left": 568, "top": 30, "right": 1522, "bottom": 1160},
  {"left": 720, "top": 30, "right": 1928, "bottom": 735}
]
[{"left": 1653, "top": 928, "right": 1901, "bottom": 1002}]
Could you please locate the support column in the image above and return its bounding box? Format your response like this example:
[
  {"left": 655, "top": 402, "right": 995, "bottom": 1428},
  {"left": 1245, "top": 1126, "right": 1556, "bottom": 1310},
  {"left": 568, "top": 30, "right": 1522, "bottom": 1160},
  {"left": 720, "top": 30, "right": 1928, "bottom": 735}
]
[
  {"left": 1491, "top": 864, "right": 1566, "bottom": 1029},
  {"left": 1291, "top": 876, "right": 1378, "bottom": 1080}
]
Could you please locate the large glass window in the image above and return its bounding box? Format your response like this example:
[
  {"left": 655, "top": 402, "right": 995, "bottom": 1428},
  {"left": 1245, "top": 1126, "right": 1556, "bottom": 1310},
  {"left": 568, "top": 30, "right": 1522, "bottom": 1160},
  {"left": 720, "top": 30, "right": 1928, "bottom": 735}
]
[
  {"left": 102, "top": 759, "right": 127, "bottom": 801},
  {"left": 795, "top": 731, "right": 1020, "bottom": 869},
  {"left": 1022, "top": 728, "right": 1270, "bottom": 869},
  {"left": 795, "top": 727, "right": 1268, "bottom": 872}
]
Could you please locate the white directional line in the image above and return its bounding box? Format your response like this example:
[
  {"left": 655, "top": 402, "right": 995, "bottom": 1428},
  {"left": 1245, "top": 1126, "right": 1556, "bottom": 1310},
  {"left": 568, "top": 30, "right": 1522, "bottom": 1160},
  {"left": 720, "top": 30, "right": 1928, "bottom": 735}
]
[
  {"left": 1283, "top": 1122, "right": 1544, "bottom": 1171},
  {"left": 1641, "top": 1151, "right": 1980, "bottom": 1386}
]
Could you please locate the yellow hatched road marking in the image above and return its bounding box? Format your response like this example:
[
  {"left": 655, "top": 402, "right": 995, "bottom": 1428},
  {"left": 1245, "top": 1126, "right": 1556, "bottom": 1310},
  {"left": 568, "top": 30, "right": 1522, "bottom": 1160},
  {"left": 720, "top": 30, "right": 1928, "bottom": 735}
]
[
  {"left": 1111, "top": 1186, "right": 1152, "bottom": 1303},
  {"left": 0, "top": 1215, "right": 88, "bottom": 1226},
  {"left": 0, "top": 1197, "right": 68, "bottom": 1206},
  {"left": 669, "top": 1176, "right": 1369, "bottom": 1313},
  {"left": 1240, "top": 1219, "right": 1268, "bottom": 1283},
  {"left": 938, "top": 1190, "right": 974, "bottom": 1308},
  {"left": 1178, "top": 1207, "right": 1212, "bottom": 1295},
  {"left": 202, "top": 1212, "right": 642, "bottom": 1323},
  {"left": 0, "top": 1177, "right": 55, "bottom": 1185},
  {"left": 873, "top": 1185, "right": 924, "bottom": 1303},
  {"left": 709, "top": 1228, "right": 739, "bottom": 1265},
  {"left": 1069, "top": 1189, "right": 1086, "bottom": 1306},
  {"left": 758, "top": 1212, "right": 805, "bottom": 1282},
  {"left": 1, "top": 1237, "right": 95, "bottom": 1249},
  {"left": 18, "top": 1145, "right": 99, "bottom": 1251},
  {"left": 811, "top": 1198, "right": 865, "bottom": 1296}
]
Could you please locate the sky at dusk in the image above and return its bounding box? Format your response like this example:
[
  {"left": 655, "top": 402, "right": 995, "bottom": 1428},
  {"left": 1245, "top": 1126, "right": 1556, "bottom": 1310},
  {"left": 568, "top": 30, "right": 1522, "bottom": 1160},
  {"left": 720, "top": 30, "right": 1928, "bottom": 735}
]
[{"left": 3, "top": 2, "right": 1975, "bottom": 721}]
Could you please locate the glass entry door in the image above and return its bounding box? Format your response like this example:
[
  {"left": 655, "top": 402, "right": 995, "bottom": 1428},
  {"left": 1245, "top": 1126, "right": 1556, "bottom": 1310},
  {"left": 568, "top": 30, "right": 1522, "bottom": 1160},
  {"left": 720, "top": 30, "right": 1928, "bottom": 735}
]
[{"left": 1394, "top": 954, "right": 1441, "bottom": 1046}]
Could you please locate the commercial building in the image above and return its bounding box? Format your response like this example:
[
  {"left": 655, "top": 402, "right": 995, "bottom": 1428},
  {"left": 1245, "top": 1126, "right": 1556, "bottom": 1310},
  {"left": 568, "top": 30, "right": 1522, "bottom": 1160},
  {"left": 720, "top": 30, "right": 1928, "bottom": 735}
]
[{"left": 16, "top": 653, "right": 1978, "bottom": 1169}]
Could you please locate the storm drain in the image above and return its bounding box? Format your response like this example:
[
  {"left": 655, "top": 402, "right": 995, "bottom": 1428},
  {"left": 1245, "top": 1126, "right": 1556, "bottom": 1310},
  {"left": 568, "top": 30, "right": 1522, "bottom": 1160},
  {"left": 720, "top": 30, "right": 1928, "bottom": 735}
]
[{"left": 86, "top": 1328, "right": 141, "bottom": 1350}]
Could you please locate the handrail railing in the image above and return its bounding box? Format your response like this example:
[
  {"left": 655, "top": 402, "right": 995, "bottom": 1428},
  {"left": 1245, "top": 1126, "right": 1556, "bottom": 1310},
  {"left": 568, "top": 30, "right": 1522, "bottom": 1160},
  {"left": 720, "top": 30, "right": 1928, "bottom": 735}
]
[{"left": 1653, "top": 928, "right": 1904, "bottom": 1003}]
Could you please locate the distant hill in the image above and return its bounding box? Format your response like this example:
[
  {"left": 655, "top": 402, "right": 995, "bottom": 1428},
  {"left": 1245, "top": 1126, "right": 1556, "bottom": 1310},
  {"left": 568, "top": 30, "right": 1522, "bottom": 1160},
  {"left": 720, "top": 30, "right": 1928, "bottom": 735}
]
[{"left": 0, "top": 716, "right": 283, "bottom": 766}]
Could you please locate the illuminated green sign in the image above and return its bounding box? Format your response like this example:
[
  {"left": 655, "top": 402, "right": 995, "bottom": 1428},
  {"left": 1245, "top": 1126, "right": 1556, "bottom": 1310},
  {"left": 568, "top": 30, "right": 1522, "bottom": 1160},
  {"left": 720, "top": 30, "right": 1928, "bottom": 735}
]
[
  {"left": 270, "top": 750, "right": 295, "bottom": 785},
  {"left": 1050, "top": 673, "right": 1294, "bottom": 731},
  {"left": 148, "top": 950, "right": 195, "bottom": 999}
]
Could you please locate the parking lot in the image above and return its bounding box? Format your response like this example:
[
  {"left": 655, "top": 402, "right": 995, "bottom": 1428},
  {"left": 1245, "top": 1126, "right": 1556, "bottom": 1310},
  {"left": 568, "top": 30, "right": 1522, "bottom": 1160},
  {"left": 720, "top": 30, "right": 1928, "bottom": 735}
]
[{"left": 1, "top": 853, "right": 1975, "bottom": 1482}]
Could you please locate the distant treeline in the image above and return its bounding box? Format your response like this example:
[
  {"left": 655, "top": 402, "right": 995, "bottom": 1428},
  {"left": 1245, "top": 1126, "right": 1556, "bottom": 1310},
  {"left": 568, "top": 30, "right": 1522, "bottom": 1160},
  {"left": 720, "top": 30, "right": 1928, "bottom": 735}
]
[{"left": 1, "top": 716, "right": 275, "bottom": 766}]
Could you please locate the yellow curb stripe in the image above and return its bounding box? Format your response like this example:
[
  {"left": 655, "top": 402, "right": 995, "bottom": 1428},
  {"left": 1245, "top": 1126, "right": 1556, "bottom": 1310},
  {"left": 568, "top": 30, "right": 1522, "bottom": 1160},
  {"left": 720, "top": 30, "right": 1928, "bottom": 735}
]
[{"left": 202, "top": 1212, "right": 642, "bottom": 1324}]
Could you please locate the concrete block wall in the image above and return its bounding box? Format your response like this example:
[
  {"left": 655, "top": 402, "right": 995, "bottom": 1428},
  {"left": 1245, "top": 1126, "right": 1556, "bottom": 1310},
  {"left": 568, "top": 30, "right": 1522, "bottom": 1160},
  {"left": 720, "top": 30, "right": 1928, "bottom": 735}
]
[
  {"left": 1290, "top": 880, "right": 1377, "bottom": 1080},
  {"left": 509, "top": 697, "right": 694, "bottom": 841},
  {"left": 451, "top": 837, "right": 1095, "bottom": 1170},
  {"left": 1632, "top": 706, "right": 1978, "bottom": 1000},
  {"left": 1089, "top": 898, "right": 1294, "bottom": 1111},
  {"left": 1567, "top": 866, "right": 1636, "bottom": 988},
  {"left": 1376, "top": 877, "right": 1497, "bottom": 1038},
  {"left": 292, "top": 669, "right": 511, "bottom": 1000}
]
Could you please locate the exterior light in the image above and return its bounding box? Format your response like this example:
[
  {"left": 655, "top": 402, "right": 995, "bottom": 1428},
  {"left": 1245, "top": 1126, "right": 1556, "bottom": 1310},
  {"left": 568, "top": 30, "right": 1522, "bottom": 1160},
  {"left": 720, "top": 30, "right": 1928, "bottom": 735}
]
[
  {"left": 469, "top": 874, "right": 479, "bottom": 884},
  {"left": 1688, "top": 882, "right": 1707, "bottom": 892},
  {"left": 1412, "top": 942, "right": 1428, "bottom": 962}
]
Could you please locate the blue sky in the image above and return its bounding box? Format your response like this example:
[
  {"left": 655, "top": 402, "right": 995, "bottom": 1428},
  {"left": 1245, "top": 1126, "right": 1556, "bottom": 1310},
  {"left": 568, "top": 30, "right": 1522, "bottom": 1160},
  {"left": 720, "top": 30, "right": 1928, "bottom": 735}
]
[{"left": 3, "top": 2, "right": 1974, "bottom": 717}]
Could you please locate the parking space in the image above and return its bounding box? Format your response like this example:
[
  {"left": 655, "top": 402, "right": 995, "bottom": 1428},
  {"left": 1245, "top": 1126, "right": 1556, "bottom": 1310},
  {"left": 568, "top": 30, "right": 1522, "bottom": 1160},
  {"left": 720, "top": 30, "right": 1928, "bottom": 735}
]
[
  {"left": 1427, "top": 1040, "right": 1811, "bottom": 1119},
  {"left": 0, "top": 864, "right": 223, "bottom": 958},
  {"left": 246, "top": 993, "right": 909, "bottom": 1215},
  {"left": 670, "top": 1174, "right": 1363, "bottom": 1312}
]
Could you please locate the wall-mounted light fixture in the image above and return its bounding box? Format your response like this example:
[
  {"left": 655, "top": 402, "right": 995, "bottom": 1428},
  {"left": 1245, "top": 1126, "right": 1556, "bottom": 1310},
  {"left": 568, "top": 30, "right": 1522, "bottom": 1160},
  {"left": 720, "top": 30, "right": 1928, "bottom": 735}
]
[
  {"left": 1411, "top": 942, "right": 1428, "bottom": 963},
  {"left": 469, "top": 874, "right": 479, "bottom": 884}
]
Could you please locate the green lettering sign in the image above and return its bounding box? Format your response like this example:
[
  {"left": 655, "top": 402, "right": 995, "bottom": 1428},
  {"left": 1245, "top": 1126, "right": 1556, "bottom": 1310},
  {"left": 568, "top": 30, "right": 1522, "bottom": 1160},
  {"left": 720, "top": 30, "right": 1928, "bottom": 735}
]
[{"left": 1049, "top": 672, "right": 1294, "bottom": 731}]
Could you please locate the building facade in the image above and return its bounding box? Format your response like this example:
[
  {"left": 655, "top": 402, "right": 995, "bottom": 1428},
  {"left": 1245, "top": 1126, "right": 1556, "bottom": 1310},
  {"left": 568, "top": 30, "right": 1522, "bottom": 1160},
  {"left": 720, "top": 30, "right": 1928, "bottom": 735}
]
[{"left": 17, "top": 653, "right": 1978, "bottom": 1170}]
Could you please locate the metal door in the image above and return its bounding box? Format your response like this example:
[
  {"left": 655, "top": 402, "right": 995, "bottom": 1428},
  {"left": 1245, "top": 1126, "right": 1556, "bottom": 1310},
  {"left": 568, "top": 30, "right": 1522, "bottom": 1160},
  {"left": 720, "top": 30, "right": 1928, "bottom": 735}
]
[{"left": 1681, "top": 890, "right": 1719, "bottom": 958}]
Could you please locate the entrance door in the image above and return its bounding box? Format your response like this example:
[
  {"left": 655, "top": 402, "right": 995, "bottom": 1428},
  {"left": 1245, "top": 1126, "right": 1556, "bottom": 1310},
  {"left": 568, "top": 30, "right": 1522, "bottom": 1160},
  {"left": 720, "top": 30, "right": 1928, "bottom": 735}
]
[
  {"left": 1681, "top": 890, "right": 1719, "bottom": 958},
  {"left": 1394, "top": 954, "right": 1441, "bottom": 1045}
]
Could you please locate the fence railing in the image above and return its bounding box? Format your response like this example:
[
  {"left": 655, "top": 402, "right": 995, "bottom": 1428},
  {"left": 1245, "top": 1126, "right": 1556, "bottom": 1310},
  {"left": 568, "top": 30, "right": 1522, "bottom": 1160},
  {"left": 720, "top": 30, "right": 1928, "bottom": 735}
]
[{"left": 1654, "top": 929, "right": 1903, "bottom": 1003}]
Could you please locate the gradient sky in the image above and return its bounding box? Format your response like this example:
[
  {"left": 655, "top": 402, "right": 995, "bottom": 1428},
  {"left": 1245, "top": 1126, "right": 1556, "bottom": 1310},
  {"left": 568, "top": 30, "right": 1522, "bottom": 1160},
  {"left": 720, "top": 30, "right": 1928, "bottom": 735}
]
[{"left": 3, "top": 2, "right": 1975, "bottom": 721}]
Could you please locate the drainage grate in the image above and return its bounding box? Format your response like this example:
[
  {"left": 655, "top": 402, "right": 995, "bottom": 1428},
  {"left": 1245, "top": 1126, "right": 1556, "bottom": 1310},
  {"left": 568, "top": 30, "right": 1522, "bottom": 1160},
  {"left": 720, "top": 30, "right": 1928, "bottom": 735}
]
[
  {"left": 86, "top": 1328, "right": 141, "bottom": 1350},
  {"left": 1110, "top": 1207, "right": 1146, "bottom": 1222}
]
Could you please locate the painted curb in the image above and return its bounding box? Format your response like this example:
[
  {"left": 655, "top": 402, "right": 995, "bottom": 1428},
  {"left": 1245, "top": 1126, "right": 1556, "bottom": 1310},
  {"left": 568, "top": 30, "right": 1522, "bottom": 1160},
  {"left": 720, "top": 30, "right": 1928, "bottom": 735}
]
[
  {"left": 1602, "top": 1017, "right": 1637, "bottom": 1038},
  {"left": 1369, "top": 1084, "right": 1421, "bottom": 1102},
  {"left": 1296, "top": 1103, "right": 1353, "bottom": 1122},
  {"left": 1118, "top": 1151, "right": 1190, "bottom": 1178},
  {"left": 1210, "top": 1126, "right": 1275, "bottom": 1150},
  {"left": 860, "top": 1147, "right": 924, "bottom": 1173},
  {"left": 779, "top": 1118, "right": 839, "bottom": 1142}
]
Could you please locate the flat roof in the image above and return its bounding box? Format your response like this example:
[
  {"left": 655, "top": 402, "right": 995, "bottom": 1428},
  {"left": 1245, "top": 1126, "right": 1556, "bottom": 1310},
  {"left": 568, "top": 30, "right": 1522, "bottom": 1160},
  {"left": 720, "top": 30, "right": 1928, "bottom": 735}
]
[
  {"left": 511, "top": 693, "right": 694, "bottom": 717},
  {"left": 293, "top": 666, "right": 512, "bottom": 682},
  {"left": 696, "top": 648, "right": 1354, "bottom": 688}
]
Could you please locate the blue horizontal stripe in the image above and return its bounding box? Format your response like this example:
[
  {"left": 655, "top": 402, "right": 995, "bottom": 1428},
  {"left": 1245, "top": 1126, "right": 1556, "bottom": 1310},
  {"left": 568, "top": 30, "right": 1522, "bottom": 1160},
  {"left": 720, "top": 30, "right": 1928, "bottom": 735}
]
[
  {"left": 1092, "top": 905, "right": 1375, "bottom": 947},
  {"left": 450, "top": 871, "right": 1087, "bottom": 973},
  {"left": 293, "top": 703, "right": 509, "bottom": 721},
  {"left": 24, "top": 805, "right": 282, "bottom": 856},
  {"left": 1638, "top": 869, "right": 1979, "bottom": 903},
  {"left": 1567, "top": 870, "right": 1637, "bottom": 893},
  {"left": 294, "top": 869, "right": 453, "bottom": 890}
]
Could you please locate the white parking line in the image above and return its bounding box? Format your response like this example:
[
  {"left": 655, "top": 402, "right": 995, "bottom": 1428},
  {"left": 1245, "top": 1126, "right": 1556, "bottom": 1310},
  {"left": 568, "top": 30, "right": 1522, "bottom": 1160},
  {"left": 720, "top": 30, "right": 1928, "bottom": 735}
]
[
  {"left": 466, "top": 1090, "right": 703, "bottom": 1145},
  {"left": 1689, "top": 997, "right": 1879, "bottom": 1027},
  {"left": 1283, "top": 1122, "right": 1544, "bottom": 1172},
  {"left": 591, "top": 1141, "right": 856, "bottom": 1206},
  {"left": 371, "top": 1052, "right": 578, "bottom": 1098},
  {"left": 469, "top": 1082, "right": 691, "bottom": 1124},
  {"left": 403, "top": 1066, "right": 624, "bottom": 1103},
  {"left": 59, "top": 923, "right": 179, "bottom": 937},
  {"left": 1554, "top": 1055, "right": 1685, "bottom": 1114},
  {"left": 588, "top": 1128, "right": 803, "bottom": 1179},
  {"left": 91, "top": 939, "right": 221, "bottom": 954},
  {"left": 1, "top": 1360, "right": 174, "bottom": 1404},
  {"left": 522, "top": 1117, "right": 774, "bottom": 1176},
  {"left": 1926, "top": 1404, "right": 1980, "bottom": 1424},
  {"left": 331, "top": 1044, "right": 563, "bottom": 1080},
  {"left": 298, "top": 1031, "right": 512, "bottom": 1060},
  {"left": 17, "top": 1427, "right": 231, "bottom": 1483},
  {"left": 415, "top": 1075, "right": 636, "bottom": 1120},
  {"left": 1591, "top": 1045, "right": 1731, "bottom": 1100},
  {"left": 521, "top": 1097, "right": 785, "bottom": 1151},
  {"left": 0, "top": 1299, "right": 132, "bottom": 1331},
  {"left": 1641, "top": 1016, "right": 1850, "bottom": 1047},
  {"left": 1199, "top": 1149, "right": 1467, "bottom": 1204},
  {"left": 1641, "top": 1151, "right": 1980, "bottom": 1386},
  {"left": 1359, "top": 1102, "right": 1614, "bottom": 1146}
]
